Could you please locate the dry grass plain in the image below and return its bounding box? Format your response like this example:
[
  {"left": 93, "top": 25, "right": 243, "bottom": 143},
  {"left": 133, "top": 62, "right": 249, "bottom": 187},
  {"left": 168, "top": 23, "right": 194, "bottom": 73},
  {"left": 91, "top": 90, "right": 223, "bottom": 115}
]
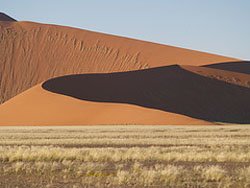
[{"left": 0, "top": 125, "right": 250, "bottom": 187}]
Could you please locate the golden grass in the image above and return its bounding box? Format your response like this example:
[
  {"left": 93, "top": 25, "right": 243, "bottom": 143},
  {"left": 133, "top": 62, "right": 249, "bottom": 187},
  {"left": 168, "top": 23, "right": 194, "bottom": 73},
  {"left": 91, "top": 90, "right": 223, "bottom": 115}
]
[{"left": 0, "top": 125, "right": 250, "bottom": 187}]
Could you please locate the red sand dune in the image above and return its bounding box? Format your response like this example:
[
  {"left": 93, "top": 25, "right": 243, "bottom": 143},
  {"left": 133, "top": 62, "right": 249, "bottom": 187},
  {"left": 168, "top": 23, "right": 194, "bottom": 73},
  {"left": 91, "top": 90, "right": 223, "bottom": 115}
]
[
  {"left": 1, "top": 14, "right": 249, "bottom": 125},
  {"left": 0, "top": 20, "right": 237, "bottom": 104}
]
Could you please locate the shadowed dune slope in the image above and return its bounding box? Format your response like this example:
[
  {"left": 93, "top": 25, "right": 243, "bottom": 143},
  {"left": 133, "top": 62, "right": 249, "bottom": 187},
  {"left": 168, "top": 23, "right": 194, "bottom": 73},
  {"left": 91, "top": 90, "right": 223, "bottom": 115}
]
[
  {"left": 0, "top": 65, "right": 250, "bottom": 125},
  {"left": 0, "top": 20, "right": 237, "bottom": 104}
]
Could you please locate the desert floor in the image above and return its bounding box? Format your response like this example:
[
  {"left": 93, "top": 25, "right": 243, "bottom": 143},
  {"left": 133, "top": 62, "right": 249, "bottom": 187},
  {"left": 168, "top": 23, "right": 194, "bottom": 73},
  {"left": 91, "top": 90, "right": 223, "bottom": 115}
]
[{"left": 0, "top": 125, "right": 250, "bottom": 187}]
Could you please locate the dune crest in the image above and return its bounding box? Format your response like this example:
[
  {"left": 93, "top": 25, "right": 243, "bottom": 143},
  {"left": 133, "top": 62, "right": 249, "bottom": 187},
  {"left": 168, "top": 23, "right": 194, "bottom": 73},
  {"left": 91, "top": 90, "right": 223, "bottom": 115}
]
[{"left": 0, "top": 12, "right": 16, "bottom": 22}]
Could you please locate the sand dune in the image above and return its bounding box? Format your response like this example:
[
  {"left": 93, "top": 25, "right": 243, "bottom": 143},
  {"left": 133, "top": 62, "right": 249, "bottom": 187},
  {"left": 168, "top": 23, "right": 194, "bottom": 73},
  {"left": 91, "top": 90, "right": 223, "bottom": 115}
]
[
  {"left": 1, "top": 65, "right": 250, "bottom": 125},
  {"left": 0, "top": 14, "right": 248, "bottom": 125},
  {"left": 0, "top": 20, "right": 237, "bottom": 104}
]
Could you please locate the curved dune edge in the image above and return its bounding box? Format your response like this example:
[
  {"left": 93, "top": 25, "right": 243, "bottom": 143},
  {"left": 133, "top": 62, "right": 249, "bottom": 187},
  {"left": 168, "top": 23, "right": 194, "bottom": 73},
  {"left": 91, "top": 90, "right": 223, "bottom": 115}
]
[
  {"left": 0, "top": 84, "right": 212, "bottom": 126},
  {"left": 0, "top": 21, "right": 238, "bottom": 104}
]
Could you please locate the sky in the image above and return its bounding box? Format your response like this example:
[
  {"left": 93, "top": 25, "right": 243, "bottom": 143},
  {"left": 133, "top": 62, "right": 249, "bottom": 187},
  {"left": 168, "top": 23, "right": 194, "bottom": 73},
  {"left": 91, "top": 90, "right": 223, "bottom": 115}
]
[{"left": 1, "top": 0, "right": 250, "bottom": 60}]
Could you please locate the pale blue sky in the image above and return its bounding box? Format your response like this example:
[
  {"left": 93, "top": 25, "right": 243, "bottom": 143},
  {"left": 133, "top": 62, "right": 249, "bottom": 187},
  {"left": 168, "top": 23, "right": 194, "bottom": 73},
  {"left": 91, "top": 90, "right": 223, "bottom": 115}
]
[{"left": 1, "top": 0, "right": 249, "bottom": 60}]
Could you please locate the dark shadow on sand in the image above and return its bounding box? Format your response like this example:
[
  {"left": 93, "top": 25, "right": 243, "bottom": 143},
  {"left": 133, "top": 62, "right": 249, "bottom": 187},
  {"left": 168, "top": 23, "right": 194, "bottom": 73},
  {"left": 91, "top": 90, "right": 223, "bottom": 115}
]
[{"left": 42, "top": 65, "right": 250, "bottom": 124}]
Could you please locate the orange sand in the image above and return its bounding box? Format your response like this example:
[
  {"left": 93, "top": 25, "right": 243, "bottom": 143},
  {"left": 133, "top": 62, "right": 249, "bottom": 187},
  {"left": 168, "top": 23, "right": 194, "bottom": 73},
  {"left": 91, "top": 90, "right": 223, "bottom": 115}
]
[{"left": 0, "top": 84, "right": 211, "bottom": 125}]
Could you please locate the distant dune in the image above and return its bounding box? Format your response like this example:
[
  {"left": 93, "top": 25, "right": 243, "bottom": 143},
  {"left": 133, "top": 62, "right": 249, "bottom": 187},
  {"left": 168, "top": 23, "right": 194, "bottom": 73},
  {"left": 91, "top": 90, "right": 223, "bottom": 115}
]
[
  {"left": 182, "top": 65, "right": 250, "bottom": 88},
  {"left": 0, "top": 12, "right": 16, "bottom": 22},
  {"left": 204, "top": 61, "right": 250, "bottom": 74},
  {"left": 0, "top": 13, "right": 249, "bottom": 125}
]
